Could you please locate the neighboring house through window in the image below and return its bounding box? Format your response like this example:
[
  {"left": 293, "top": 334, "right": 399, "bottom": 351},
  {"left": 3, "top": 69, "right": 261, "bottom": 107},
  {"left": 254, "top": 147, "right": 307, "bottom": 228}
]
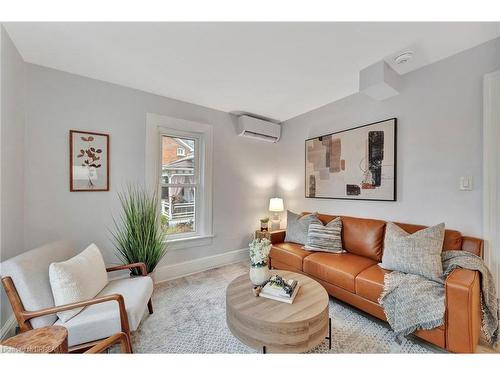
[
  {"left": 146, "top": 113, "right": 213, "bottom": 247},
  {"left": 161, "top": 136, "right": 196, "bottom": 235}
]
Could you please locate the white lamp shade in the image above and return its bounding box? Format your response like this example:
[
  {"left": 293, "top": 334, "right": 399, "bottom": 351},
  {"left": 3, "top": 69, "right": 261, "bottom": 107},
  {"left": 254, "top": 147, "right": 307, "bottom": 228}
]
[{"left": 269, "top": 198, "right": 284, "bottom": 212}]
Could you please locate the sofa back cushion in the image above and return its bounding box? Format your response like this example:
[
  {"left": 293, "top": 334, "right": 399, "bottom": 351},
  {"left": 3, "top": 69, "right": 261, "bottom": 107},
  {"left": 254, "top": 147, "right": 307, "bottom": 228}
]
[
  {"left": 315, "top": 213, "right": 338, "bottom": 225},
  {"left": 1, "top": 240, "right": 77, "bottom": 328},
  {"left": 302, "top": 213, "right": 385, "bottom": 261},
  {"left": 301, "top": 213, "right": 481, "bottom": 258},
  {"left": 341, "top": 216, "right": 386, "bottom": 261}
]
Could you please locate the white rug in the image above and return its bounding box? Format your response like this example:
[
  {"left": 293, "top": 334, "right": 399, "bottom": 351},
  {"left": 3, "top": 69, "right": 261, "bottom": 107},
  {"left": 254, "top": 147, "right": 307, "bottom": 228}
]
[{"left": 131, "top": 262, "right": 441, "bottom": 353}]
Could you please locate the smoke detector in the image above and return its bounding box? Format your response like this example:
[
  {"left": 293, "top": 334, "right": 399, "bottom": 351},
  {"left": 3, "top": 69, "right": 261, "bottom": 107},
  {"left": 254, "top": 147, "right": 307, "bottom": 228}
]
[{"left": 394, "top": 51, "right": 414, "bottom": 65}]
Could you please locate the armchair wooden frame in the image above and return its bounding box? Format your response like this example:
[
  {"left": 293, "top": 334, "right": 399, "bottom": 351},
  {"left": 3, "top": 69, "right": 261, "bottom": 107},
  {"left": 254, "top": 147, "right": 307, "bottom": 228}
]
[
  {"left": 84, "top": 332, "right": 131, "bottom": 354},
  {"left": 1, "top": 262, "right": 153, "bottom": 354}
]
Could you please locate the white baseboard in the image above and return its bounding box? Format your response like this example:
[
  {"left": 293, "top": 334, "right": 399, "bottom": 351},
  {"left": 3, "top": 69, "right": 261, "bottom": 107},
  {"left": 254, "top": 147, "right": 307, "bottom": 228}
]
[
  {"left": 1, "top": 315, "right": 17, "bottom": 340},
  {"left": 155, "top": 247, "right": 248, "bottom": 283}
]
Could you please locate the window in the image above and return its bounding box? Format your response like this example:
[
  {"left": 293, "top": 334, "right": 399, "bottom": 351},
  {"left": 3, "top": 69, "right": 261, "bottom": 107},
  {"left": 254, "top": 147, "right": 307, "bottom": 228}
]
[
  {"left": 161, "top": 136, "right": 197, "bottom": 235},
  {"left": 146, "top": 113, "right": 213, "bottom": 247}
]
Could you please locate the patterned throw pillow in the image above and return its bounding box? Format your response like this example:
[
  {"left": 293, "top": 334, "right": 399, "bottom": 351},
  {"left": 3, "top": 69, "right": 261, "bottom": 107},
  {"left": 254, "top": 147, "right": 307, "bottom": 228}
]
[
  {"left": 284, "top": 211, "right": 321, "bottom": 245},
  {"left": 303, "top": 217, "right": 344, "bottom": 253},
  {"left": 380, "top": 222, "right": 445, "bottom": 282}
]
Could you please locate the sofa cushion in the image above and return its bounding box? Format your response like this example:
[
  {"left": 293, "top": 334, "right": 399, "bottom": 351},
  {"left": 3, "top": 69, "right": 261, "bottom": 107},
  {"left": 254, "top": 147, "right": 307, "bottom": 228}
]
[
  {"left": 284, "top": 211, "right": 321, "bottom": 245},
  {"left": 270, "top": 243, "right": 312, "bottom": 271},
  {"left": 380, "top": 222, "right": 445, "bottom": 282},
  {"left": 341, "top": 216, "right": 386, "bottom": 261},
  {"left": 55, "top": 276, "right": 153, "bottom": 347},
  {"left": 355, "top": 264, "right": 391, "bottom": 303},
  {"left": 303, "top": 252, "right": 377, "bottom": 292},
  {"left": 49, "top": 243, "right": 108, "bottom": 322},
  {"left": 0, "top": 240, "right": 77, "bottom": 329}
]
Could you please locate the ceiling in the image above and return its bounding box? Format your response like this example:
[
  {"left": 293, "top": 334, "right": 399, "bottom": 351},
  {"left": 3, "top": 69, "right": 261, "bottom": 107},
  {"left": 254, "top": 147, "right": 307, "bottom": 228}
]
[{"left": 4, "top": 22, "right": 500, "bottom": 121}]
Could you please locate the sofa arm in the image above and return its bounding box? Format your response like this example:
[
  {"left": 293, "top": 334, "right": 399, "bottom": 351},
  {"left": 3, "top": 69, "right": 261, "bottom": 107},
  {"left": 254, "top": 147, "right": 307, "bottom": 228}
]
[
  {"left": 270, "top": 230, "right": 286, "bottom": 244},
  {"left": 445, "top": 268, "right": 481, "bottom": 353}
]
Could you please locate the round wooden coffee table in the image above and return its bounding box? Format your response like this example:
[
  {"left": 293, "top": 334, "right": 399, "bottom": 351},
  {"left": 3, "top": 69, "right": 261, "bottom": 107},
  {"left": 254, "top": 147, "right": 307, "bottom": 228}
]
[{"left": 226, "top": 270, "right": 331, "bottom": 353}]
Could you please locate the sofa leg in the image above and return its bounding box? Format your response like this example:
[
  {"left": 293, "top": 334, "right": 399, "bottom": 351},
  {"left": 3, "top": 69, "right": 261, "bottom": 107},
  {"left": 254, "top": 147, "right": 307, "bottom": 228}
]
[{"left": 147, "top": 299, "right": 153, "bottom": 314}]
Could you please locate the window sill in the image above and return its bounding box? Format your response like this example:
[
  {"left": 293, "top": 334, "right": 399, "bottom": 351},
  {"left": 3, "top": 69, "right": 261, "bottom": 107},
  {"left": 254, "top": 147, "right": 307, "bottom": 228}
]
[{"left": 166, "top": 234, "right": 214, "bottom": 250}]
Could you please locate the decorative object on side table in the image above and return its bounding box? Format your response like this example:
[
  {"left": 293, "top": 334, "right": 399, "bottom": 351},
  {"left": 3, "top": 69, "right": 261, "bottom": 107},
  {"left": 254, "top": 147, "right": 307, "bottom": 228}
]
[
  {"left": 111, "top": 185, "right": 168, "bottom": 281},
  {"left": 268, "top": 198, "right": 284, "bottom": 230},
  {"left": 248, "top": 237, "right": 271, "bottom": 286},
  {"left": 259, "top": 217, "right": 269, "bottom": 231},
  {"left": 69, "top": 130, "right": 109, "bottom": 191}
]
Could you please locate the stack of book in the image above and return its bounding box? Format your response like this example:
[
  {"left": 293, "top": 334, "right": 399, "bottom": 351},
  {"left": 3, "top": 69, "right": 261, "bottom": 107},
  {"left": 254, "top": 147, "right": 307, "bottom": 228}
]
[{"left": 259, "top": 275, "right": 300, "bottom": 304}]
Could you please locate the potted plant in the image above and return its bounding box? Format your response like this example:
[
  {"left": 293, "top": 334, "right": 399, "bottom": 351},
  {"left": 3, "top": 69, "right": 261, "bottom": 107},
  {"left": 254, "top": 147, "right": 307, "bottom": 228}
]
[
  {"left": 260, "top": 217, "right": 270, "bottom": 232},
  {"left": 248, "top": 237, "right": 271, "bottom": 286},
  {"left": 111, "top": 186, "right": 168, "bottom": 281}
]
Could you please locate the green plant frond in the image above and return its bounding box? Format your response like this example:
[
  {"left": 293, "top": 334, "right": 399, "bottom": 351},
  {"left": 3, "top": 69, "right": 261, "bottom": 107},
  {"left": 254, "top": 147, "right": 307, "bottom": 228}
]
[{"left": 110, "top": 185, "right": 167, "bottom": 274}]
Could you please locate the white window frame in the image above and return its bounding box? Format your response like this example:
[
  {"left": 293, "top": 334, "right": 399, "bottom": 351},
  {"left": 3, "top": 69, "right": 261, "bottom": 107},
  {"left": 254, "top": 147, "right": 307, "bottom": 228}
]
[
  {"left": 176, "top": 147, "right": 186, "bottom": 156},
  {"left": 146, "top": 113, "right": 213, "bottom": 249}
]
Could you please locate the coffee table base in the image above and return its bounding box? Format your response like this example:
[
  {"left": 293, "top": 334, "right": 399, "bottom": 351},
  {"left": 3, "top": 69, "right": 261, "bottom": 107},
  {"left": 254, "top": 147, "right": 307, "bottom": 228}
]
[{"left": 261, "top": 317, "right": 331, "bottom": 354}]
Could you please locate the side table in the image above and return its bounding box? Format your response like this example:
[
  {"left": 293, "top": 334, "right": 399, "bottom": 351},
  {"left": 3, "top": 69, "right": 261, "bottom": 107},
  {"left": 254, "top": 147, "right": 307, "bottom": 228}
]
[{"left": 1, "top": 326, "right": 68, "bottom": 353}]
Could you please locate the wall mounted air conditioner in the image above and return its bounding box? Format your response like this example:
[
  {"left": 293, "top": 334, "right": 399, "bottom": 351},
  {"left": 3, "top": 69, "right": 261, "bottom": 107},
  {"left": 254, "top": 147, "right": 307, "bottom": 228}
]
[{"left": 237, "top": 115, "right": 281, "bottom": 143}]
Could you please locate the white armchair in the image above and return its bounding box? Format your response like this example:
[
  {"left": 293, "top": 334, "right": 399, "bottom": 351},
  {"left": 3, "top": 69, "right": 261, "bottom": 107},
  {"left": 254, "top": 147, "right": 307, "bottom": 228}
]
[{"left": 1, "top": 241, "right": 153, "bottom": 353}]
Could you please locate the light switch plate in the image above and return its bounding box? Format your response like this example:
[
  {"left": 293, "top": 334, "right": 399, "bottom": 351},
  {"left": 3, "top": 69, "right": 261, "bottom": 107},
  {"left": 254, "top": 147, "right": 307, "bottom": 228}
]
[{"left": 459, "top": 176, "right": 473, "bottom": 191}]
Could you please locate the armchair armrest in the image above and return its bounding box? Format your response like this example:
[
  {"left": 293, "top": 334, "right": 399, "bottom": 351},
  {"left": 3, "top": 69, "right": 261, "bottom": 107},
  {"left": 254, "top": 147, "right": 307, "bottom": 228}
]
[
  {"left": 445, "top": 268, "right": 481, "bottom": 353},
  {"left": 84, "top": 332, "right": 130, "bottom": 354},
  {"left": 106, "top": 262, "right": 147, "bottom": 276},
  {"left": 270, "top": 230, "right": 286, "bottom": 245}
]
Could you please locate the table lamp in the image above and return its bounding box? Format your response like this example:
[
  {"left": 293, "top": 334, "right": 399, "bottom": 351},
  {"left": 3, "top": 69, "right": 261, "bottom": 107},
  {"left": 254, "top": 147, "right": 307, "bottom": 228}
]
[{"left": 269, "top": 198, "right": 284, "bottom": 231}]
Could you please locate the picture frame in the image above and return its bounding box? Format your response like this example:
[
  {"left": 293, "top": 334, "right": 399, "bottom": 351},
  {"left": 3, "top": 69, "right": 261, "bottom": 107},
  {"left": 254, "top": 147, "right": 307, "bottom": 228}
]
[
  {"left": 69, "top": 130, "right": 110, "bottom": 192},
  {"left": 305, "top": 118, "right": 397, "bottom": 201}
]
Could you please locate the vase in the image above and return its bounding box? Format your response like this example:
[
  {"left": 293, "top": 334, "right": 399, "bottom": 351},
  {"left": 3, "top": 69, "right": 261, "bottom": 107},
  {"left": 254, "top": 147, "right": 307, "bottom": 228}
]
[
  {"left": 260, "top": 221, "right": 268, "bottom": 232},
  {"left": 148, "top": 269, "right": 157, "bottom": 284},
  {"left": 249, "top": 264, "right": 270, "bottom": 286}
]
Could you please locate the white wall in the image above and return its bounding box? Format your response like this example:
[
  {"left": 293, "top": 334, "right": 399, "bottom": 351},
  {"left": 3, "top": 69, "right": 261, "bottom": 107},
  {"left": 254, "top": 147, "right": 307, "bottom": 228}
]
[
  {"left": 276, "top": 37, "right": 500, "bottom": 237},
  {"left": 23, "top": 64, "right": 277, "bottom": 268},
  {"left": 0, "top": 26, "right": 26, "bottom": 327}
]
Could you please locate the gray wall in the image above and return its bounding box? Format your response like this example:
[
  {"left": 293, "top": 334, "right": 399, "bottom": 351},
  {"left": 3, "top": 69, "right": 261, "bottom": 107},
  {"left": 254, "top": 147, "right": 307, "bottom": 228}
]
[
  {"left": 276, "top": 37, "right": 500, "bottom": 237},
  {"left": 23, "top": 64, "right": 277, "bottom": 267},
  {"left": 1, "top": 27, "right": 26, "bottom": 327}
]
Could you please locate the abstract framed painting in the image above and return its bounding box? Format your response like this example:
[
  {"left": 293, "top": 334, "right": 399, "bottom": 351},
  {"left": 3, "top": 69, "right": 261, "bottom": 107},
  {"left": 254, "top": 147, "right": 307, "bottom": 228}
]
[
  {"left": 305, "top": 118, "right": 397, "bottom": 201},
  {"left": 69, "top": 130, "right": 110, "bottom": 192}
]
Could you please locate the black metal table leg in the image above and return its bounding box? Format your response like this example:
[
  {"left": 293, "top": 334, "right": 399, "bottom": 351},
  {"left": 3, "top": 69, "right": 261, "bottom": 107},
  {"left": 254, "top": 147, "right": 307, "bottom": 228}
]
[
  {"left": 325, "top": 317, "right": 332, "bottom": 350},
  {"left": 262, "top": 346, "right": 266, "bottom": 354}
]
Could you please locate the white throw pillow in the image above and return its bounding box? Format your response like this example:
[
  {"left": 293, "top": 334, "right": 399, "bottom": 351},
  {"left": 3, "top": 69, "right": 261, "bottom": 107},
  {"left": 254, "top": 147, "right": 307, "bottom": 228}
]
[{"left": 49, "top": 243, "right": 108, "bottom": 322}]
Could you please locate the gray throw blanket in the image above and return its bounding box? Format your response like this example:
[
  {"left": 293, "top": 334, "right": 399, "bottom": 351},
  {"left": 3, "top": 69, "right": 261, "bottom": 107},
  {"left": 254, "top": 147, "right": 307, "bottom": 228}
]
[{"left": 379, "top": 250, "right": 499, "bottom": 346}]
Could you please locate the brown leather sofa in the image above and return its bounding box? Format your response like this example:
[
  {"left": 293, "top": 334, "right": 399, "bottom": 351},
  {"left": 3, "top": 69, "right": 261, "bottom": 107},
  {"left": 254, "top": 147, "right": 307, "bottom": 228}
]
[{"left": 268, "top": 213, "right": 483, "bottom": 353}]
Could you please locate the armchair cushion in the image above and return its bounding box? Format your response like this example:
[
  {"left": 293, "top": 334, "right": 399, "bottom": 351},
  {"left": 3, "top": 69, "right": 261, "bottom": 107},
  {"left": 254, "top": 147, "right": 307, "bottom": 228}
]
[
  {"left": 1, "top": 240, "right": 77, "bottom": 328},
  {"left": 55, "top": 276, "right": 153, "bottom": 347},
  {"left": 49, "top": 244, "right": 108, "bottom": 322}
]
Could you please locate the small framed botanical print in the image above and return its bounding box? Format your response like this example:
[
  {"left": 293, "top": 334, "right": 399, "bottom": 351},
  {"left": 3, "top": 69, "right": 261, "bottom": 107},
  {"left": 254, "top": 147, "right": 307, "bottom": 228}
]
[{"left": 69, "top": 130, "right": 109, "bottom": 191}]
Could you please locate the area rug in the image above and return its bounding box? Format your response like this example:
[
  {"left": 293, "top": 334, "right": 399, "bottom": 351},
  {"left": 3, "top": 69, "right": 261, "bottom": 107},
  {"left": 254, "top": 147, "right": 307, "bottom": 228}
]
[{"left": 131, "top": 262, "right": 441, "bottom": 353}]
